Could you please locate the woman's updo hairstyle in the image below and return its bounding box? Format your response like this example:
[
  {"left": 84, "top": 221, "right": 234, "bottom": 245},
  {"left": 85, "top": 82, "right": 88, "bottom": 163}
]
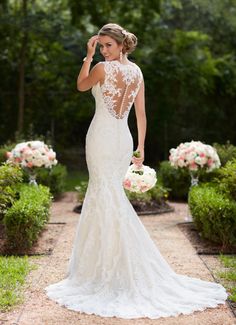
[{"left": 98, "top": 23, "right": 137, "bottom": 54}]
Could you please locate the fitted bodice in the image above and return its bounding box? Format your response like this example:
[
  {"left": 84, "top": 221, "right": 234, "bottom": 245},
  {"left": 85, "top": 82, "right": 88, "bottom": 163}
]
[{"left": 92, "top": 60, "right": 143, "bottom": 121}]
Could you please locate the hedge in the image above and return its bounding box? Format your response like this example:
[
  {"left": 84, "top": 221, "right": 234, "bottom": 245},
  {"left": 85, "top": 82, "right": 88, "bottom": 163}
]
[
  {"left": 0, "top": 163, "right": 23, "bottom": 220},
  {"left": 3, "top": 184, "right": 52, "bottom": 251},
  {"left": 189, "top": 184, "right": 236, "bottom": 248},
  {"left": 216, "top": 159, "right": 236, "bottom": 201}
]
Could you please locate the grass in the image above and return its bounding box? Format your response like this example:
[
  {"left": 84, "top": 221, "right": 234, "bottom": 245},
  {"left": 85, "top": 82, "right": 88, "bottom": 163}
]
[
  {"left": 64, "top": 169, "right": 89, "bottom": 192},
  {"left": 0, "top": 256, "right": 36, "bottom": 311},
  {"left": 218, "top": 254, "right": 236, "bottom": 302}
]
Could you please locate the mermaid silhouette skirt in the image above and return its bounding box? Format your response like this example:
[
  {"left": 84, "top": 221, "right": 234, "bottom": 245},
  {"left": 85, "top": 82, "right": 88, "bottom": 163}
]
[{"left": 45, "top": 62, "right": 227, "bottom": 319}]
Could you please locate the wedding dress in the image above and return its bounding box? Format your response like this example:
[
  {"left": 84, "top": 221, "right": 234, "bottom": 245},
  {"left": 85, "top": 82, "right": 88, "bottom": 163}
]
[{"left": 45, "top": 60, "right": 228, "bottom": 319}]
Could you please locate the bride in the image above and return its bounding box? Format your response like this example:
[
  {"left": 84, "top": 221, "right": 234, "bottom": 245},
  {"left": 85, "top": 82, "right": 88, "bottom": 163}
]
[{"left": 45, "top": 23, "right": 228, "bottom": 319}]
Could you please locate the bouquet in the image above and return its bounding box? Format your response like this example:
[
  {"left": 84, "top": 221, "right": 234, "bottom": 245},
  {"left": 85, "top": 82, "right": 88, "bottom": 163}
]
[
  {"left": 6, "top": 140, "right": 58, "bottom": 169},
  {"left": 169, "top": 140, "right": 221, "bottom": 172},
  {"left": 123, "top": 153, "right": 157, "bottom": 193}
]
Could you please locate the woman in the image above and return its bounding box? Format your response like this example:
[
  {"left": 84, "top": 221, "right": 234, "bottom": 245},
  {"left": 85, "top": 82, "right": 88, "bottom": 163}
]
[{"left": 45, "top": 23, "right": 227, "bottom": 319}]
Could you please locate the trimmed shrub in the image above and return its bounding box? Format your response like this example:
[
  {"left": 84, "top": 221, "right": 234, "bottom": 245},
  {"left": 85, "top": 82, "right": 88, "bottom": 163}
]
[
  {"left": 216, "top": 159, "right": 236, "bottom": 201},
  {"left": 35, "top": 163, "right": 68, "bottom": 197},
  {"left": 0, "top": 164, "right": 23, "bottom": 220},
  {"left": 213, "top": 141, "right": 236, "bottom": 166},
  {"left": 3, "top": 184, "right": 52, "bottom": 250},
  {"left": 158, "top": 161, "right": 190, "bottom": 200},
  {"left": 189, "top": 184, "right": 236, "bottom": 248}
]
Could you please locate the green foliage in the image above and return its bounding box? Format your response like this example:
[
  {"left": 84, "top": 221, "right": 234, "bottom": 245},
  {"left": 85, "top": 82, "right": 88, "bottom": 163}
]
[
  {"left": 189, "top": 184, "right": 236, "bottom": 248},
  {"left": 213, "top": 142, "right": 236, "bottom": 166},
  {"left": 157, "top": 160, "right": 221, "bottom": 200},
  {"left": 3, "top": 183, "right": 52, "bottom": 251},
  {"left": 125, "top": 182, "right": 169, "bottom": 204},
  {"left": 218, "top": 254, "right": 236, "bottom": 302},
  {"left": 1, "top": 0, "right": 236, "bottom": 163},
  {"left": 36, "top": 163, "right": 68, "bottom": 197},
  {"left": 75, "top": 179, "right": 168, "bottom": 204},
  {"left": 219, "top": 254, "right": 236, "bottom": 268},
  {"left": 0, "top": 256, "right": 34, "bottom": 311},
  {"left": 65, "top": 170, "right": 89, "bottom": 192},
  {"left": 216, "top": 159, "right": 236, "bottom": 201},
  {"left": 0, "top": 138, "right": 68, "bottom": 197},
  {"left": 149, "top": 182, "right": 169, "bottom": 202},
  {"left": 158, "top": 161, "right": 190, "bottom": 200},
  {"left": 218, "top": 270, "right": 236, "bottom": 282},
  {"left": 0, "top": 142, "right": 17, "bottom": 164},
  {"left": 75, "top": 181, "right": 88, "bottom": 202},
  {"left": 0, "top": 163, "right": 23, "bottom": 220}
]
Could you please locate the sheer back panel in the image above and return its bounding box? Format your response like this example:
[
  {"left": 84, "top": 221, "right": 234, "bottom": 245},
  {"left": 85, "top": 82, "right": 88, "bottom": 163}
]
[{"left": 100, "top": 61, "right": 143, "bottom": 119}]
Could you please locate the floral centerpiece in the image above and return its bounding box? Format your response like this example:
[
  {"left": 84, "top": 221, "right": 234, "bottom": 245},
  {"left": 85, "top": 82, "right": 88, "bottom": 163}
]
[
  {"left": 123, "top": 151, "right": 157, "bottom": 193},
  {"left": 169, "top": 140, "right": 221, "bottom": 220},
  {"left": 169, "top": 140, "right": 221, "bottom": 175},
  {"left": 6, "top": 140, "right": 58, "bottom": 185}
]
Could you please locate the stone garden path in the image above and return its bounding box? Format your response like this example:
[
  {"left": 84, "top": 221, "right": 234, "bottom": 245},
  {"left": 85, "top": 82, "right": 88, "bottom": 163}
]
[{"left": 1, "top": 193, "right": 235, "bottom": 325}]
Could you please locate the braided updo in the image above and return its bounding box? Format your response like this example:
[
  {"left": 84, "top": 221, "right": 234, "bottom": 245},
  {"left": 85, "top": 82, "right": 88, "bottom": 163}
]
[{"left": 98, "top": 23, "right": 137, "bottom": 54}]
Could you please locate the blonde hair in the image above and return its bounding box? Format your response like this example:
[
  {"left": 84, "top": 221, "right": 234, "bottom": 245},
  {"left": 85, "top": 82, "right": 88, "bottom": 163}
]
[{"left": 98, "top": 23, "right": 137, "bottom": 54}]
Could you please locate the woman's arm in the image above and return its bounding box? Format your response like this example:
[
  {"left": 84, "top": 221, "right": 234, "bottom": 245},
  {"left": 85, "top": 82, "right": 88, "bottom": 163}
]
[
  {"left": 132, "top": 80, "right": 147, "bottom": 167},
  {"left": 77, "top": 62, "right": 104, "bottom": 91},
  {"left": 77, "top": 35, "right": 104, "bottom": 92}
]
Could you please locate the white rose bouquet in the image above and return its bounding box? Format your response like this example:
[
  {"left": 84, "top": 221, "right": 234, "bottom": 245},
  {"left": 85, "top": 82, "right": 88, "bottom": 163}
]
[
  {"left": 6, "top": 140, "right": 58, "bottom": 169},
  {"left": 169, "top": 140, "right": 221, "bottom": 173},
  {"left": 6, "top": 140, "right": 58, "bottom": 186},
  {"left": 123, "top": 163, "right": 157, "bottom": 193}
]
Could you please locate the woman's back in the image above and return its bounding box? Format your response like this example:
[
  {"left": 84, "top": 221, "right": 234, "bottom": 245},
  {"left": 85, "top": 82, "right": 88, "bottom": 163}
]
[{"left": 92, "top": 60, "right": 143, "bottom": 121}]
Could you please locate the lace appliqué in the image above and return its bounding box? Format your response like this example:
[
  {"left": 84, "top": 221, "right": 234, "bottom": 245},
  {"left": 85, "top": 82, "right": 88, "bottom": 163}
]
[{"left": 100, "top": 61, "right": 142, "bottom": 120}]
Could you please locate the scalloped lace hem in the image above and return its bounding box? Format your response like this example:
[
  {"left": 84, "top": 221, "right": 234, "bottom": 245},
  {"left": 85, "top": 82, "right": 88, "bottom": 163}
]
[{"left": 45, "top": 287, "right": 228, "bottom": 319}]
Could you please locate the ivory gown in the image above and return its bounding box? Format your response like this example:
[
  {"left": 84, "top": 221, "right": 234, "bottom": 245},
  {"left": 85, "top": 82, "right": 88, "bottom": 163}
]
[{"left": 45, "top": 60, "right": 228, "bottom": 319}]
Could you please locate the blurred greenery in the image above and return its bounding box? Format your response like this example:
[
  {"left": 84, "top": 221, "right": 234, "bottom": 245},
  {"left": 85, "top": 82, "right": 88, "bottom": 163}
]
[
  {"left": 1, "top": 0, "right": 236, "bottom": 166},
  {"left": 64, "top": 170, "right": 89, "bottom": 191}
]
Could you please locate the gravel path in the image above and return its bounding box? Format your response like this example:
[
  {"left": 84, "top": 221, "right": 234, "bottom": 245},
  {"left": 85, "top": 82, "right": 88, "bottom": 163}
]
[{"left": 1, "top": 193, "right": 235, "bottom": 325}]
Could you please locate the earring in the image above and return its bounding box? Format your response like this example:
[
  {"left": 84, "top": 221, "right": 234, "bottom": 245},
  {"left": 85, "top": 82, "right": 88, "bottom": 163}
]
[{"left": 119, "top": 51, "right": 123, "bottom": 61}]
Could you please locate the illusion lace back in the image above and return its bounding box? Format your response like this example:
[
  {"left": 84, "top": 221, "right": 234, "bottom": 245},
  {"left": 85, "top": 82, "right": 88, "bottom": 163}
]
[
  {"left": 100, "top": 60, "right": 142, "bottom": 119},
  {"left": 45, "top": 61, "right": 228, "bottom": 319}
]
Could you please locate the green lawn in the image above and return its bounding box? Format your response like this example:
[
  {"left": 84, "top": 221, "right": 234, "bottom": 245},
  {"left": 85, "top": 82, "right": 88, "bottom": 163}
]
[
  {"left": 64, "top": 169, "right": 89, "bottom": 192},
  {"left": 0, "top": 256, "right": 36, "bottom": 311},
  {"left": 218, "top": 255, "right": 236, "bottom": 302}
]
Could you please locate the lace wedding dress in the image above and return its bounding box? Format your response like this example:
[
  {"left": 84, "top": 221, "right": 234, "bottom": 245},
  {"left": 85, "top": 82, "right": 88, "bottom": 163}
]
[{"left": 45, "top": 60, "right": 228, "bottom": 319}]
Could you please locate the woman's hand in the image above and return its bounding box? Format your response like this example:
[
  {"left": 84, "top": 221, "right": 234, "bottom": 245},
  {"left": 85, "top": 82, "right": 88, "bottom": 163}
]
[
  {"left": 86, "top": 35, "right": 99, "bottom": 59},
  {"left": 131, "top": 147, "right": 144, "bottom": 168}
]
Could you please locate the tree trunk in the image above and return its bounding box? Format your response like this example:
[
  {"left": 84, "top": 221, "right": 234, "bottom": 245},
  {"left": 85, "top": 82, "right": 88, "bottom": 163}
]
[{"left": 17, "top": 0, "right": 28, "bottom": 134}]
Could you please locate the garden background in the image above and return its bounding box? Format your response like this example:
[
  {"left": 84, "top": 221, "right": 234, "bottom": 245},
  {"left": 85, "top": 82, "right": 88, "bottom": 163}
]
[
  {"left": 1, "top": 0, "right": 236, "bottom": 168},
  {"left": 0, "top": 0, "right": 236, "bottom": 322}
]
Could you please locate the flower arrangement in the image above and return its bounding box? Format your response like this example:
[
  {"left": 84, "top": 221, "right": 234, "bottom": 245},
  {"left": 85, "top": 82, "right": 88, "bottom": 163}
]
[
  {"left": 123, "top": 164, "right": 157, "bottom": 193},
  {"left": 169, "top": 140, "right": 221, "bottom": 172},
  {"left": 6, "top": 140, "right": 57, "bottom": 169}
]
